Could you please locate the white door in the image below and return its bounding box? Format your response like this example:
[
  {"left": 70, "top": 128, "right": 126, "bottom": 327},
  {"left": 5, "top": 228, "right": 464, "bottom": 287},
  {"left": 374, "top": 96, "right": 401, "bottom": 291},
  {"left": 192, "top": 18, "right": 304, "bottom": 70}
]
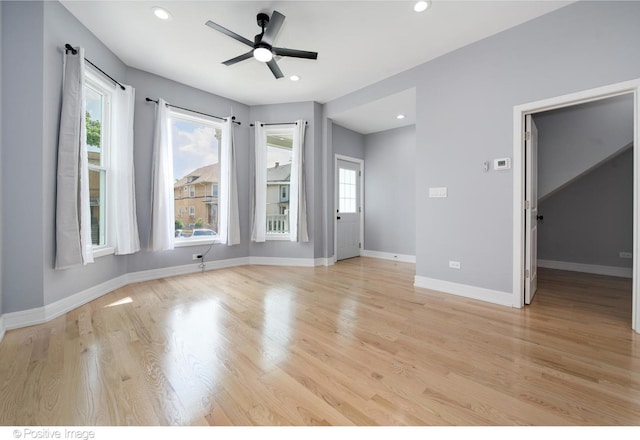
[
  {"left": 336, "top": 159, "right": 362, "bottom": 261},
  {"left": 525, "top": 114, "right": 539, "bottom": 304}
]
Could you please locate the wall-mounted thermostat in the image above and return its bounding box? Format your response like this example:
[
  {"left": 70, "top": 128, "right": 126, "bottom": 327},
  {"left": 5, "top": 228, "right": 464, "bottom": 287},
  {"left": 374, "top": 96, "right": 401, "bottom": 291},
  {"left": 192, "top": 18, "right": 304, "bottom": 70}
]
[{"left": 494, "top": 158, "right": 511, "bottom": 170}]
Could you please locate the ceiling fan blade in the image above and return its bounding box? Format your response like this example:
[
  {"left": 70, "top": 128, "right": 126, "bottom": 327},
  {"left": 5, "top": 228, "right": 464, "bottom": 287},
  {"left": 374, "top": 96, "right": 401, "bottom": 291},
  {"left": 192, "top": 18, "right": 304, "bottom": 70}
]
[
  {"left": 266, "top": 59, "right": 284, "bottom": 79},
  {"left": 222, "top": 51, "right": 254, "bottom": 66},
  {"left": 205, "top": 20, "right": 254, "bottom": 48},
  {"left": 273, "top": 47, "right": 318, "bottom": 60},
  {"left": 261, "top": 10, "right": 285, "bottom": 46}
]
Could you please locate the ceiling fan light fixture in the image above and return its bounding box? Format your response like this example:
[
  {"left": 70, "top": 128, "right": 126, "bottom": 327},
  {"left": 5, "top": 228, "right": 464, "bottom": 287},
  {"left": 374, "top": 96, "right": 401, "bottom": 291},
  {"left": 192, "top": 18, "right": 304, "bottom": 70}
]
[
  {"left": 253, "top": 47, "right": 273, "bottom": 62},
  {"left": 414, "top": 1, "right": 431, "bottom": 13},
  {"left": 152, "top": 6, "right": 171, "bottom": 20}
]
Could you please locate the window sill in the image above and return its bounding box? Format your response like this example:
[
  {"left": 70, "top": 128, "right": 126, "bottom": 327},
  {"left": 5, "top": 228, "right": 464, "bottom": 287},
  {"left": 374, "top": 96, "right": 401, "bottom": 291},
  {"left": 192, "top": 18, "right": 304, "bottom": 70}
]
[
  {"left": 174, "top": 238, "right": 219, "bottom": 248},
  {"left": 93, "top": 246, "right": 115, "bottom": 258},
  {"left": 266, "top": 234, "right": 291, "bottom": 241}
]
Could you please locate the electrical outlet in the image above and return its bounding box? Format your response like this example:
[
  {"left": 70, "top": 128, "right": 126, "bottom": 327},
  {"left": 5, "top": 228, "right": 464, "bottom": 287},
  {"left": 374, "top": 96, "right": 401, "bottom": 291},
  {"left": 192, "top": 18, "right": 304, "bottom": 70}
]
[
  {"left": 619, "top": 252, "right": 633, "bottom": 259},
  {"left": 192, "top": 253, "right": 203, "bottom": 261},
  {"left": 449, "top": 260, "right": 461, "bottom": 269}
]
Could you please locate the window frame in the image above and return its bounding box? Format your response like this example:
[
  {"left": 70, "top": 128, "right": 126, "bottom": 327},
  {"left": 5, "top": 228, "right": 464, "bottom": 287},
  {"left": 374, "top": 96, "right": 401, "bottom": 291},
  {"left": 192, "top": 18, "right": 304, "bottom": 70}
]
[
  {"left": 264, "top": 127, "right": 295, "bottom": 241},
  {"left": 85, "top": 69, "right": 115, "bottom": 258},
  {"left": 168, "top": 107, "right": 223, "bottom": 247}
]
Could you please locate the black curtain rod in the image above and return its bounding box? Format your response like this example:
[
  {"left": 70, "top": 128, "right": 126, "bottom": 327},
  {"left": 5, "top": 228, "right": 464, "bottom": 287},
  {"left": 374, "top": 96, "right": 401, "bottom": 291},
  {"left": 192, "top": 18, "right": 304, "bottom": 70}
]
[
  {"left": 145, "top": 98, "right": 241, "bottom": 126},
  {"left": 65, "top": 44, "right": 125, "bottom": 91},
  {"left": 250, "top": 121, "right": 308, "bottom": 127}
]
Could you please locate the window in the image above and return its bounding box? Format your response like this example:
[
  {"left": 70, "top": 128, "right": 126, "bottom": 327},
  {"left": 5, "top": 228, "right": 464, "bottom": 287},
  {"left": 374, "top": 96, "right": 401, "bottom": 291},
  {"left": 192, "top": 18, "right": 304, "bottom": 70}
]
[
  {"left": 170, "top": 108, "right": 222, "bottom": 243},
  {"left": 85, "top": 72, "right": 112, "bottom": 250},
  {"left": 339, "top": 168, "right": 357, "bottom": 213},
  {"left": 266, "top": 130, "right": 293, "bottom": 237}
]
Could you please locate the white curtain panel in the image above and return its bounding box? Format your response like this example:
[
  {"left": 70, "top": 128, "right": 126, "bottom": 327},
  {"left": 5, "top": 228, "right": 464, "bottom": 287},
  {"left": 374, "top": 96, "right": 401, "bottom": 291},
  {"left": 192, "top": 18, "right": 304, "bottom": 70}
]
[
  {"left": 55, "top": 47, "right": 94, "bottom": 269},
  {"left": 150, "top": 98, "right": 175, "bottom": 251},
  {"left": 109, "top": 84, "right": 141, "bottom": 254},
  {"left": 219, "top": 117, "right": 241, "bottom": 245},
  {"left": 251, "top": 122, "right": 267, "bottom": 242},
  {"left": 290, "top": 120, "right": 309, "bottom": 242}
]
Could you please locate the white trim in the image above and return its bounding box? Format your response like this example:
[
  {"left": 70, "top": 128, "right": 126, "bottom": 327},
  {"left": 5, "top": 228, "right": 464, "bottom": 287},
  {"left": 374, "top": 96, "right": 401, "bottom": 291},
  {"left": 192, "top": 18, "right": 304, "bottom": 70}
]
[
  {"left": 4, "top": 306, "right": 46, "bottom": 330},
  {"left": 538, "top": 259, "right": 633, "bottom": 279},
  {"left": 0, "top": 315, "right": 6, "bottom": 344},
  {"left": 512, "top": 78, "right": 640, "bottom": 333},
  {"left": 334, "top": 154, "right": 365, "bottom": 261},
  {"left": 414, "top": 275, "right": 513, "bottom": 307},
  {"left": 363, "top": 250, "right": 416, "bottom": 263}
]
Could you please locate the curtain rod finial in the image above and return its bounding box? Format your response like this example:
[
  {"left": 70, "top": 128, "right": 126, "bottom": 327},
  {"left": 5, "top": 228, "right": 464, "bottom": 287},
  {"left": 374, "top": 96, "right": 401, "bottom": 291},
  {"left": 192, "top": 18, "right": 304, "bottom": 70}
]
[{"left": 65, "top": 43, "right": 77, "bottom": 55}]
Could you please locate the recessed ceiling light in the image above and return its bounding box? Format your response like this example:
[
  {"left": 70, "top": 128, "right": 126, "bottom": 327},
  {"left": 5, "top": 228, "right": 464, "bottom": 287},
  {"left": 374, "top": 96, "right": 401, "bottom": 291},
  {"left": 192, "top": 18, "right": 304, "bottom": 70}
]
[
  {"left": 152, "top": 7, "right": 172, "bottom": 20},
  {"left": 414, "top": 1, "right": 431, "bottom": 13},
  {"left": 290, "top": 75, "right": 300, "bottom": 82},
  {"left": 397, "top": 114, "right": 406, "bottom": 120}
]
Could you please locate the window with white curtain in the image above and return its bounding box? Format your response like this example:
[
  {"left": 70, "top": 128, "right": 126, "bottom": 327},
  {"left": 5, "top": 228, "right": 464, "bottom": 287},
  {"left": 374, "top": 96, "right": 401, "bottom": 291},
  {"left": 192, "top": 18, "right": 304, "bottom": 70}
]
[
  {"left": 252, "top": 120, "right": 308, "bottom": 243},
  {"left": 169, "top": 108, "right": 222, "bottom": 244},
  {"left": 266, "top": 129, "right": 294, "bottom": 238},
  {"left": 85, "top": 71, "right": 113, "bottom": 254}
]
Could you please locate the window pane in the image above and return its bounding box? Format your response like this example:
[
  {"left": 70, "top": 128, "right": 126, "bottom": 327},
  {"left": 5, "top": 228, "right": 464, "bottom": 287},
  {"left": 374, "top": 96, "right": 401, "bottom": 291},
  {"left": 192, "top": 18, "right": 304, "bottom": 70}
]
[
  {"left": 89, "top": 168, "right": 106, "bottom": 246},
  {"left": 85, "top": 86, "right": 103, "bottom": 166},
  {"left": 339, "top": 168, "right": 357, "bottom": 214},
  {"left": 266, "top": 134, "right": 293, "bottom": 234},
  {"left": 171, "top": 115, "right": 221, "bottom": 238}
]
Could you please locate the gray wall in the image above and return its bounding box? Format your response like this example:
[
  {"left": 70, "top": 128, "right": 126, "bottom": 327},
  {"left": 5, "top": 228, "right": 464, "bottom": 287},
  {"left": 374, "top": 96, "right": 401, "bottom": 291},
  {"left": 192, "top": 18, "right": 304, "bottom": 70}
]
[
  {"left": 0, "top": 0, "right": 3, "bottom": 319},
  {"left": 2, "top": 1, "right": 47, "bottom": 312},
  {"left": 538, "top": 147, "right": 633, "bottom": 268},
  {"left": 364, "top": 125, "right": 416, "bottom": 256},
  {"left": 125, "top": 68, "right": 251, "bottom": 273},
  {"left": 248, "top": 102, "right": 320, "bottom": 259},
  {"left": 327, "top": 1, "right": 640, "bottom": 297},
  {"left": 333, "top": 124, "right": 365, "bottom": 159},
  {"left": 535, "top": 94, "right": 634, "bottom": 200}
]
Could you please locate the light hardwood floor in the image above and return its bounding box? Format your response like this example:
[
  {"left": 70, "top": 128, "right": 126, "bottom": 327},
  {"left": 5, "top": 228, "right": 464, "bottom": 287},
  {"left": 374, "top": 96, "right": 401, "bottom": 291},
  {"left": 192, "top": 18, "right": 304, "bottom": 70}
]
[{"left": 0, "top": 257, "right": 639, "bottom": 425}]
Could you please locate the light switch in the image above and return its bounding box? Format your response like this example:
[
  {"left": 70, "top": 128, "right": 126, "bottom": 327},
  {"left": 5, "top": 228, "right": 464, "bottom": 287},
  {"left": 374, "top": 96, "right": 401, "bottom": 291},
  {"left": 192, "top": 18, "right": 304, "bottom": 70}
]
[{"left": 429, "top": 187, "right": 447, "bottom": 198}]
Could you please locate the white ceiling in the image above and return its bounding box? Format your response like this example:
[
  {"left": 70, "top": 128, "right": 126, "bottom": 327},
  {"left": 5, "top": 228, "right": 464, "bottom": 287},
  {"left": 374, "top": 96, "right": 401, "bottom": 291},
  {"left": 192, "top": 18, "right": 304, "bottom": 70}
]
[{"left": 60, "top": 0, "right": 573, "bottom": 133}]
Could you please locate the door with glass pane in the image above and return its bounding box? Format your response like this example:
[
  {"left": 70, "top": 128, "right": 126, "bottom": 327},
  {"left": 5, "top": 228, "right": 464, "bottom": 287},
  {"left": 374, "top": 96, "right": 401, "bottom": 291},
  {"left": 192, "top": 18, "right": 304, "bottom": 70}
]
[{"left": 336, "top": 158, "right": 362, "bottom": 261}]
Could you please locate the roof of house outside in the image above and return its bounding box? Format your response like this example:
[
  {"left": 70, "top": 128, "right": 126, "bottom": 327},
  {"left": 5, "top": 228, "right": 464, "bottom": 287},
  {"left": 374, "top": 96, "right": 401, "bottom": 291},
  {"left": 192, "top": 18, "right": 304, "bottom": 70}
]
[
  {"left": 267, "top": 163, "right": 291, "bottom": 183},
  {"left": 174, "top": 163, "right": 219, "bottom": 187}
]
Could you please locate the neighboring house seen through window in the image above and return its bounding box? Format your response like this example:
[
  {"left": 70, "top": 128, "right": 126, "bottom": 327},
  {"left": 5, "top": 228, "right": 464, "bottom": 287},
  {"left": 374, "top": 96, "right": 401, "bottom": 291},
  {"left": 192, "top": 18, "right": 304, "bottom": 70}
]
[
  {"left": 266, "top": 130, "right": 293, "bottom": 237},
  {"left": 170, "top": 108, "right": 222, "bottom": 241}
]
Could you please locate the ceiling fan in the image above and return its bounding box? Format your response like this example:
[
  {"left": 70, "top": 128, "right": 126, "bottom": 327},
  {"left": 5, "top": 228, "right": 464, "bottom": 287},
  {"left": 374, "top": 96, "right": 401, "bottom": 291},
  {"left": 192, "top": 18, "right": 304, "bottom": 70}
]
[{"left": 205, "top": 10, "right": 318, "bottom": 79}]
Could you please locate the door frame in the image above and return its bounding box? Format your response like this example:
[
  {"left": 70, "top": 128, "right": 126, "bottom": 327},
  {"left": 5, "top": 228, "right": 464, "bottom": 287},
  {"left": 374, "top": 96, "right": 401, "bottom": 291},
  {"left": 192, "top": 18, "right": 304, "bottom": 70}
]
[
  {"left": 512, "top": 78, "right": 640, "bottom": 333},
  {"left": 334, "top": 154, "right": 365, "bottom": 262}
]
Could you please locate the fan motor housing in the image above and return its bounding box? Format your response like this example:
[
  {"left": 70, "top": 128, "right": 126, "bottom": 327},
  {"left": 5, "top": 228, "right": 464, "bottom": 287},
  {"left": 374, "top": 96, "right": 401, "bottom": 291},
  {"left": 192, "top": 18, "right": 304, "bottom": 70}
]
[{"left": 256, "top": 13, "right": 270, "bottom": 29}]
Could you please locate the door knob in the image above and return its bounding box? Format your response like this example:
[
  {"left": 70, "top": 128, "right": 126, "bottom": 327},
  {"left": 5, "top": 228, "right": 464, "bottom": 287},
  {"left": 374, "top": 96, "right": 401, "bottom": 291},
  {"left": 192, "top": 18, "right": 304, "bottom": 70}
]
[
  {"left": 337, "top": 216, "right": 341, "bottom": 220},
  {"left": 537, "top": 215, "right": 544, "bottom": 221}
]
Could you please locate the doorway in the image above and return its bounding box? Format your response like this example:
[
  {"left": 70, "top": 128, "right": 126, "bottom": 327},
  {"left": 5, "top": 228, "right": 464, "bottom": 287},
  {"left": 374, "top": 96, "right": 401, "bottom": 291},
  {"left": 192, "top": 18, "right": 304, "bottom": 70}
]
[
  {"left": 335, "top": 155, "right": 364, "bottom": 261},
  {"left": 513, "top": 79, "right": 640, "bottom": 332}
]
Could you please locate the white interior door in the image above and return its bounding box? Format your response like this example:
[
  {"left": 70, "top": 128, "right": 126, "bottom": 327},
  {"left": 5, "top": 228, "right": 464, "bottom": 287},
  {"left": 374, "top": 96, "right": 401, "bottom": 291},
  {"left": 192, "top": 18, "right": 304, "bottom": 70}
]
[
  {"left": 525, "top": 114, "right": 539, "bottom": 304},
  {"left": 336, "top": 159, "right": 362, "bottom": 261}
]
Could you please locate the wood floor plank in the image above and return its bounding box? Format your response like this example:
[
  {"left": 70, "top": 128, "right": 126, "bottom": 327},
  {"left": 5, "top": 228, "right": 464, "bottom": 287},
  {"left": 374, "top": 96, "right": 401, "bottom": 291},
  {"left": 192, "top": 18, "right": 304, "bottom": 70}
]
[{"left": 1, "top": 259, "right": 639, "bottom": 425}]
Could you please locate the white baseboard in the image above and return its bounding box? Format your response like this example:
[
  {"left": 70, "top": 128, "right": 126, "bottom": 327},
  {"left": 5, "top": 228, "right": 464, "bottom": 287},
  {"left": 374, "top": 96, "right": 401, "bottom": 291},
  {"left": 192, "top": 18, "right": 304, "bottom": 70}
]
[
  {"left": 0, "top": 255, "right": 337, "bottom": 333},
  {"left": 363, "top": 250, "right": 416, "bottom": 263},
  {"left": 0, "top": 315, "right": 5, "bottom": 344},
  {"left": 538, "top": 259, "right": 633, "bottom": 278},
  {"left": 127, "top": 257, "right": 251, "bottom": 284},
  {"left": 414, "top": 275, "right": 514, "bottom": 307}
]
